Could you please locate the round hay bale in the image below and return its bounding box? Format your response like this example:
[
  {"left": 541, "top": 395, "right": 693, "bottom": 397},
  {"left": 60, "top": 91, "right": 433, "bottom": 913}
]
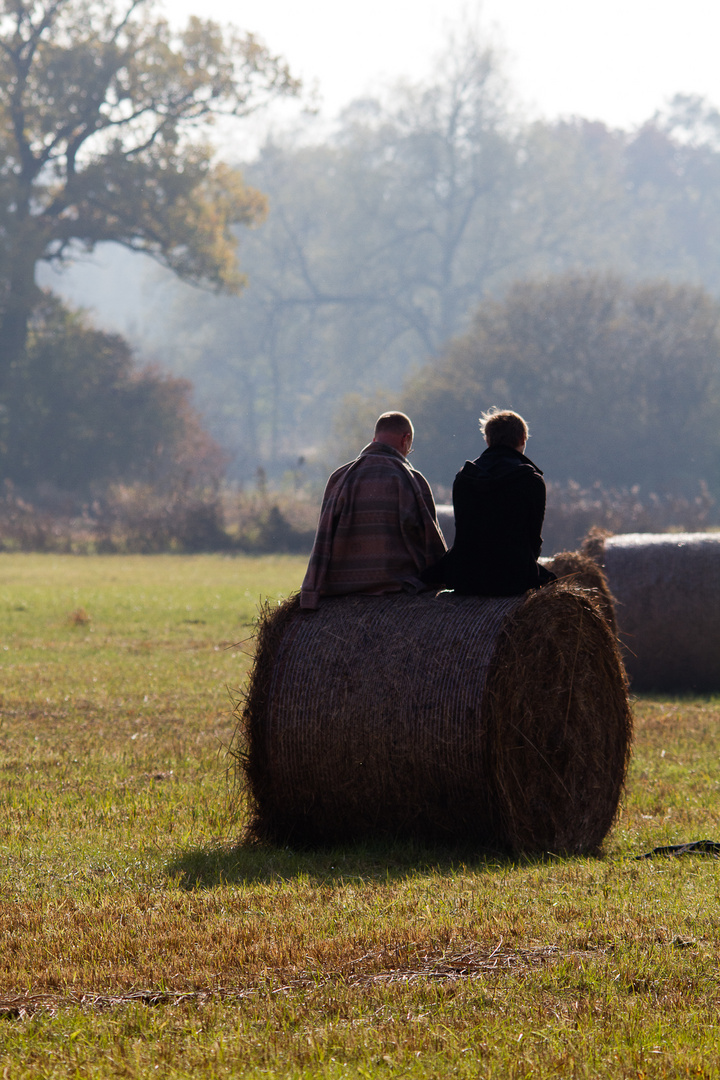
[
  {"left": 597, "top": 532, "right": 720, "bottom": 691},
  {"left": 236, "top": 584, "right": 631, "bottom": 855},
  {"left": 545, "top": 550, "right": 618, "bottom": 636}
]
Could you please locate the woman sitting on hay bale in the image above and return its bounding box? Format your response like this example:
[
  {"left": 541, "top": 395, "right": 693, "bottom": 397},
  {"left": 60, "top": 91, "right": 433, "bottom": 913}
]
[{"left": 423, "top": 408, "right": 556, "bottom": 597}]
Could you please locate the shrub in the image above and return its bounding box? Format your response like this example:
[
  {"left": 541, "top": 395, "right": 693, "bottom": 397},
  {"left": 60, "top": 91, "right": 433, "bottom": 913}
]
[
  {"left": 402, "top": 273, "right": 720, "bottom": 498},
  {"left": 543, "top": 480, "right": 716, "bottom": 554},
  {"left": 94, "top": 485, "right": 231, "bottom": 554},
  {"left": 0, "top": 293, "right": 227, "bottom": 497}
]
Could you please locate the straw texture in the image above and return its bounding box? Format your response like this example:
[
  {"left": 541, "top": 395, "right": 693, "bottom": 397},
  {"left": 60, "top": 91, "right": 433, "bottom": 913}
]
[
  {"left": 237, "top": 584, "right": 631, "bottom": 854},
  {"left": 598, "top": 532, "right": 720, "bottom": 691},
  {"left": 546, "top": 550, "right": 618, "bottom": 635}
]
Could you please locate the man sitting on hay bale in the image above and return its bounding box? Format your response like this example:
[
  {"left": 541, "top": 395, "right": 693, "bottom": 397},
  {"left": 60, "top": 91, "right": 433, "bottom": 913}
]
[
  {"left": 300, "top": 411, "right": 446, "bottom": 610},
  {"left": 423, "top": 408, "right": 556, "bottom": 597}
]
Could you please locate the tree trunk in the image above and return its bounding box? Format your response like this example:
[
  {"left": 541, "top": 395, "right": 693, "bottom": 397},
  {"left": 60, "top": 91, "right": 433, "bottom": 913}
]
[
  {"left": 0, "top": 237, "right": 41, "bottom": 397},
  {"left": 0, "top": 306, "right": 31, "bottom": 392}
]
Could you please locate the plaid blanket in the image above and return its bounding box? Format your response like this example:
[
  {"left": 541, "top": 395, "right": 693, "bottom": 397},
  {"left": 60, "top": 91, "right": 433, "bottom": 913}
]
[{"left": 300, "top": 442, "right": 446, "bottom": 610}]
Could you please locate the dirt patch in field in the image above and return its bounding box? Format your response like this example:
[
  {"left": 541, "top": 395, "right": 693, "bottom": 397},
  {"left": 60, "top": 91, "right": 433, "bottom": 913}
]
[{"left": 0, "top": 945, "right": 602, "bottom": 1017}]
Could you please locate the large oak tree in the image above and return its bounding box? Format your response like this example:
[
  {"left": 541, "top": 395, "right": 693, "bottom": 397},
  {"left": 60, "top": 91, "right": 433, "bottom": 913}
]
[{"left": 0, "top": 0, "right": 298, "bottom": 388}]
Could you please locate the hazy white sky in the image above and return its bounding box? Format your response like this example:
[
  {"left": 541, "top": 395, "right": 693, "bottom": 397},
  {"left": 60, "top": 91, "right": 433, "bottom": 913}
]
[{"left": 161, "top": 0, "right": 720, "bottom": 131}]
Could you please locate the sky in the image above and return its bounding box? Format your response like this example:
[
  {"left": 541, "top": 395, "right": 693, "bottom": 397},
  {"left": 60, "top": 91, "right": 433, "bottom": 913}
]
[{"left": 161, "top": 0, "right": 720, "bottom": 132}]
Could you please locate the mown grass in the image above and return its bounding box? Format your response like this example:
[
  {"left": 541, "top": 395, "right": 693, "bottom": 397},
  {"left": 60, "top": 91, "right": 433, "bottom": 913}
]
[{"left": 0, "top": 553, "right": 719, "bottom": 1077}]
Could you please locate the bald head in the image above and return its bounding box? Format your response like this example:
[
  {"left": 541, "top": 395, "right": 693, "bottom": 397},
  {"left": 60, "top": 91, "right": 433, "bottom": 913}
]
[{"left": 373, "top": 411, "right": 414, "bottom": 457}]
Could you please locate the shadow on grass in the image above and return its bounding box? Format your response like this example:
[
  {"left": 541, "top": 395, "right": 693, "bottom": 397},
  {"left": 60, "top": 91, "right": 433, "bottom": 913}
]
[{"left": 164, "top": 838, "right": 555, "bottom": 889}]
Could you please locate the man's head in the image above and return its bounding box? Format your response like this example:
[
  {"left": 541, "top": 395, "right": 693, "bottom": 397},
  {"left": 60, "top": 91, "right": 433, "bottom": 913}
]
[
  {"left": 373, "top": 411, "right": 414, "bottom": 458},
  {"left": 480, "top": 408, "right": 528, "bottom": 452}
]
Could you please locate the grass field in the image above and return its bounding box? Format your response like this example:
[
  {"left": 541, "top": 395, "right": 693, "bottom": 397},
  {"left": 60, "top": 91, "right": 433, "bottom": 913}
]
[{"left": 0, "top": 553, "right": 719, "bottom": 1077}]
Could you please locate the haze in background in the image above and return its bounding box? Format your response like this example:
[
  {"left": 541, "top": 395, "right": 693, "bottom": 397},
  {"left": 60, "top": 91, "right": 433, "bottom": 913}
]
[
  {"left": 43, "top": 0, "right": 720, "bottom": 330},
  {"left": 36, "top": 0, "right": 720, "bottom": 489},
  {"left": 40, "top": 3, "right": 720, "bottom": 324},
  {"left": 162, "top": 0, "right": 720, "bottom": 131}
]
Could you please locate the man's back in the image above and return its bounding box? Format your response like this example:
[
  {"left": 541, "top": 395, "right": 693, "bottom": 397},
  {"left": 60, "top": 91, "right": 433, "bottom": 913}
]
[{"left": 301, "top": 423, "right": 446, "bottom": 610}]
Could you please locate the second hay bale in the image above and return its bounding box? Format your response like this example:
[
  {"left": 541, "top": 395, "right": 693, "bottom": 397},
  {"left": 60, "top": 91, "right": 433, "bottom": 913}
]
[{"left": 598, "top": 531, "right": 720, "bottom": 691}]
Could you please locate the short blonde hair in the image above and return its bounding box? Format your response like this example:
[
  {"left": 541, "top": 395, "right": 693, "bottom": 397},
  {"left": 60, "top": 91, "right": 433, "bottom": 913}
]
[{"left": 480, "top": 408, "right": 528, "bottom": 449}]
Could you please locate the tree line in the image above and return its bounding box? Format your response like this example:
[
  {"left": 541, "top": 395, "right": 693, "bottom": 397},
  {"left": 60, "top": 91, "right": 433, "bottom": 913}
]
[
  {"left": 400, "top": 273, "right": 720, "bottom": 499},
  {"left": 141, "top": 44, "right": 720, "bottom": 494},
  {"left": 2, "top": 6, "right": 720, "bottom": 511}
]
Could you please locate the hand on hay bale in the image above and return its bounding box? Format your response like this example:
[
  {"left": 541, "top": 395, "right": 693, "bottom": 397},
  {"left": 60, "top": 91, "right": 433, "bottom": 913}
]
[{"left": 234, "top": 583, "right": 632, "bottom": 856}]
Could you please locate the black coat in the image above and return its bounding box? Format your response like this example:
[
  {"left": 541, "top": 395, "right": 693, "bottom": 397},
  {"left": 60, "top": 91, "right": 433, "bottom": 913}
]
[{"left": 424, "top": 445, "right": 552, "bottom": 596}]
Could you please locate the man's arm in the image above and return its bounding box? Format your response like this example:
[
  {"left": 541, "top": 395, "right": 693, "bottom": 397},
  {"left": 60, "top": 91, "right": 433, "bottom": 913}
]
[
  {"left": 300, "top": 468, "right": 347, "bottom": 610},
  {"left": 398, "top": 469, "right": 447, "bottom": 570},
  {"left": 416, "top": 474, "right": 446, "bottom": 542}
]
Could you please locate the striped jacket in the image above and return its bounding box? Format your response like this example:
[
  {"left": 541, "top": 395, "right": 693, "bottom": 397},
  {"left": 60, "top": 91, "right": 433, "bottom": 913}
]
[{"left": 300, "top": 441, "right": 446, "bottom": 610}]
